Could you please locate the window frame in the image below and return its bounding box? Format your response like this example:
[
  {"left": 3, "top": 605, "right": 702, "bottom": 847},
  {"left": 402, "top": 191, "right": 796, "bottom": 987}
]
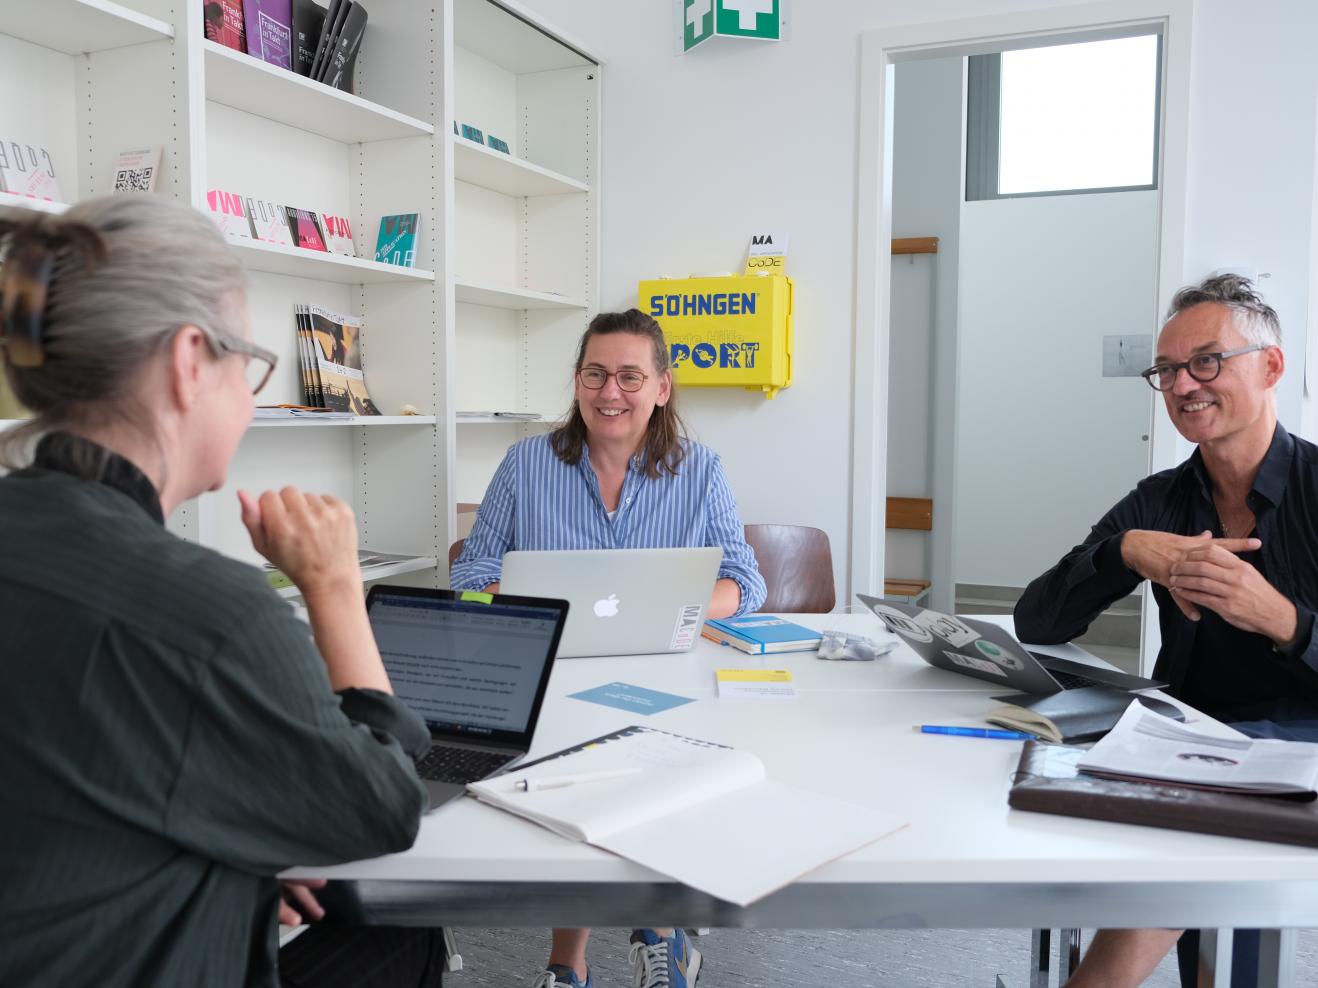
[{"left": 965, "top": 33, "right": 1164, "bottom": 201}]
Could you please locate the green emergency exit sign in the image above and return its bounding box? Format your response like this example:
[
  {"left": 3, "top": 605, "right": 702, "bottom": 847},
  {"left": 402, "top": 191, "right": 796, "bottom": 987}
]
[{"left": 683, "top": 0, "right": 782, "bottom": 52}]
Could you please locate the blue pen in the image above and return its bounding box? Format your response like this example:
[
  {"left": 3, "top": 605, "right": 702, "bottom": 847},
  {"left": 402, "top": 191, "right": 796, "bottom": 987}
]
[{"left": 919, "top": 725, "right": 1033, "bottom": 741}]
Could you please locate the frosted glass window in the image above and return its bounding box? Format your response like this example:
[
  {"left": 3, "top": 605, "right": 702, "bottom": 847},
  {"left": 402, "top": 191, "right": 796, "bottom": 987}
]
[{"left": 967, "top": 34, "right": 1160, "bottom": 199}]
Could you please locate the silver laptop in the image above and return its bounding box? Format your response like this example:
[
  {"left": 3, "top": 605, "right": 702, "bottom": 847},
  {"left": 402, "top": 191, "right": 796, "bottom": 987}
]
[
  {"left": 857, "top": 594, "right": 1166, "bottom": 696},
  {"left": 501, "top": 547, "right": 723, "bottom": 657},
  {"left": 367, "top": 585, "right": 568, "bottom": 810}
]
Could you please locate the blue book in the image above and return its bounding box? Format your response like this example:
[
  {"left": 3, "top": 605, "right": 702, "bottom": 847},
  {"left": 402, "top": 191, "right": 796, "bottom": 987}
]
[{"left": 702, "top": 615, "right": 822, "bottom": 655}]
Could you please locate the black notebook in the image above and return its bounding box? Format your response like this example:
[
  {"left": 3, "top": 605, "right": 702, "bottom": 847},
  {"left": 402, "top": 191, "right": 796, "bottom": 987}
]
[{"left": 987, "top": 686, "right": 1184, "bottom": 743}]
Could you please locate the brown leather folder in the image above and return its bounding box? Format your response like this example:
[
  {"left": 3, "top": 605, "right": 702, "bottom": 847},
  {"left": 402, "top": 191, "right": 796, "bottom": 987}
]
[{"left": 1008, "top": 741, "right": 1318, "bottom": 848}]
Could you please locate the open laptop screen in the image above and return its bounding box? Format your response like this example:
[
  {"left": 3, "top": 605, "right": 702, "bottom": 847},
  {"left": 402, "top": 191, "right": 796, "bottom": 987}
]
[{"left": 368, "top": 589, "right": 563, "bottom": 743}]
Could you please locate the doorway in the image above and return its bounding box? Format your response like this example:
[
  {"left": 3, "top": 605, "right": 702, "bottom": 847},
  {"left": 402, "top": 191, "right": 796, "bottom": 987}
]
[{"left": 853, "top": 1, "right": 1193, "bottom": 675}]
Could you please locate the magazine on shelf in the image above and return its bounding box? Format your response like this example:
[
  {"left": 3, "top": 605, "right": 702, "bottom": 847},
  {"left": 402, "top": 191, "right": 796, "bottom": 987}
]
[
  {"left": 291, "top": 0, "right": 327, "bottom": 76},
  {"left": 312, "top": 0, "right": 350, "bottom": 80},
  {"left": 306, "top": 305, "right": 381, "bottom": 415},
  {"left": 1078, "top": 703, "right": 1318, "bottom": 797},
  {"left": 283, "top": 206, "right": 328, "bottom": 251},
  {"left": 110, "top": 148, "right": 162, "bottom": 194},
  {"left": 374, "top": 213, "right": 420, "bottom": 267},
  {"left": 293, "top": 304, "right": 322, "bottom": 407},
  {"left": 467, "top": 725, "right": 906, "bottom": 906},
  {"left": 206, "top": 189, "right": 253, "bottom": 238},
  {"left": 266, "top": 548, "right": 425, "bottom": 591},
  {"left": 322, "top": 1, "right": 367, "bottom": 91},
  {"left": 203, "top": 0, "right": 247, "bottom": 52},
  {"left": 247, "top": 197, "right": 296, "bottom": 246},
  {"left": 320, "top": 212, "right": 355, "bottom": 255},
  {"left": 244, "top": 0, "right": 293, "bottom": 70},
  {"left": 254, "top": 405, "right": 354, "bottom": 419},
  {"left": 0, "top": 140, "right": 61, "bottom": 202}
]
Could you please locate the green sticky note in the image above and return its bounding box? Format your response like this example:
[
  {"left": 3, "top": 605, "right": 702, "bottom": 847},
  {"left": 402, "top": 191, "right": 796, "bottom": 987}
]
[{"left": 460, "top": 591, "right": 493, "bottom": 604}]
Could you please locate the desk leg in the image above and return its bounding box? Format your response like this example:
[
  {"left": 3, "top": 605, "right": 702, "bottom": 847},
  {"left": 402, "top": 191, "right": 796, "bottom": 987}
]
[
  {"left": 1058, "top": 928, "right": 1082, "bottom": 981},
  {"left": 1256, "top": 929, "right": 1296, "bottom": 988},
  {"left": 1028, "top": 929, "right": 1050, "bottom": 988},
  {"left": 1199, "top": 929, "right": 1232, "bottom": 987}
]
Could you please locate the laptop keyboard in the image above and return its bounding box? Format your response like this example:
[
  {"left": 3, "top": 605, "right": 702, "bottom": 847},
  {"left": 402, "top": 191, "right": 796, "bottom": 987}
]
[
  {"left": 1048, "top": 668, "right": 1109, "bottom": 690},
  {"left": 415, "top": 745, "right": 515, "bottom": 784}
]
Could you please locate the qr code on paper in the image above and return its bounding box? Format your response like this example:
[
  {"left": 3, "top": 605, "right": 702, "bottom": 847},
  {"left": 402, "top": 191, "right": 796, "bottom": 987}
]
[{"left": 113, "top": 167, "right": 155, "bottom": 193}]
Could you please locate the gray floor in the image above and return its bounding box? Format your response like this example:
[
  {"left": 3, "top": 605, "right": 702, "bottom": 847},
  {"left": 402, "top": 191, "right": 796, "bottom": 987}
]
[{"left": 445, "top": 927, "right": 1318, "bottom": 987}]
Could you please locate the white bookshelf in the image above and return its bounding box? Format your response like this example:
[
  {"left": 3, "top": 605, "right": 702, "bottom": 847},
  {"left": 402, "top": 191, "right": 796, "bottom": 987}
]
[
  {"left": 230, "top": 236, "right": 436, "bottom": 285},
  {"left": 452, "top": 137, "right": 588, "bottom": 197},
  {"left": 250, "top": 416, "right": 438, "bottom": 428},
  {"left": 0, "top": 0, "right": 173, "bottom": 55},
  {"left": 0, "top": 196, "right": 71, "bottom": 219},
  {"left": 202, "top": 41, "right": 433, "bottom": 144},
  {"left": 1, "top": 0, "right": 602, "bottom": 586},
  {"left": 454, "top": 280, "right": 585, "bottom": 311}
]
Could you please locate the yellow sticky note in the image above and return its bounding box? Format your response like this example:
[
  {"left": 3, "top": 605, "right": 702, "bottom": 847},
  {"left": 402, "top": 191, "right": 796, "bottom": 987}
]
[{"left": 460, "top": 591, "right": 494, "bottom": 604}]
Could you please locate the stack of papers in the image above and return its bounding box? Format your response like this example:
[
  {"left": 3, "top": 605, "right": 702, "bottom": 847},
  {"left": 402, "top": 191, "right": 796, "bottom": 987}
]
[
  {"left": 1079, "top": 704, "right": 1318, "bottom": 796},
  {"left": 468, "top": 725, "right": 905, "bottom": 905}
]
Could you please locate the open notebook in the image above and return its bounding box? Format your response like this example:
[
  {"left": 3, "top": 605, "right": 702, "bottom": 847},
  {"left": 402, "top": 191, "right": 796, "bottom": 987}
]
[{"left": 468, "top": 725, "right": 906, "bottom": 906}]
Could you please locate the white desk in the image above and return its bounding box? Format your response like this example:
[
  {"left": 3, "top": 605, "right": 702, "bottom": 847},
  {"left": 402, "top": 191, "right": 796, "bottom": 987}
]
[{"left": 294, "top": 614, "right": 1314, "bottom": 982}]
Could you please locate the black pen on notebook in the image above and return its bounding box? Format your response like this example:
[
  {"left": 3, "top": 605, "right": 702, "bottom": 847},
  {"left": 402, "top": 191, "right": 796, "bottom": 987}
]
[{"left": 513, "top": 768, "right": 643, "bottom": 792}]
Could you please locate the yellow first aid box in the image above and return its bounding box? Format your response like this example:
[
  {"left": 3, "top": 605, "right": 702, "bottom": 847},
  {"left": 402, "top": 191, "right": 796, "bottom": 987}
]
[{"left": 639, "top": 274, "right": 793, "bottom": 398}]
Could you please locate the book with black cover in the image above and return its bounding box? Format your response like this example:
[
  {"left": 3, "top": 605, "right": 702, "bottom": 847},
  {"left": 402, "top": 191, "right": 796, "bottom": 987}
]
[
  {"left": 315, "top": 0, "right": 352, "bottom": 81},
  {"left": 1009, "top": 742, "right": 1318, "bottom": 848},
  {"left": 986, "top": 687, "right": 1185, "bottom": 744},
  {"left": 292, "top": 0, "right": 327, "bottom": 76},
  {"left": 323, "top": 1, "right": 367, "bottom": 92},
  {"left": 283, "top": 206, "right": 328, "bottom": 251},
  {"left": 308, "top": 0, "right": 343, "bottom": 79}
]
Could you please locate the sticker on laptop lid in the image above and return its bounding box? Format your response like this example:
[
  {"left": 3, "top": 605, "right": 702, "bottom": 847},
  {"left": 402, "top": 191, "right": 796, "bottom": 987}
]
[
  {"left": 914, "top": 610, "right": 979, "bottom": 648},
  {"left": 671, "top": 604, "right": 704, "bottom": 650},
  {"left": 872, "top": 604, "right": 933, "bottom": 642},
  {"left": 973, "top": 638, "right": 1024, "bottom": 670},
  {"left": 943, "top": 650, "right": 1007, "bottom": 677}
]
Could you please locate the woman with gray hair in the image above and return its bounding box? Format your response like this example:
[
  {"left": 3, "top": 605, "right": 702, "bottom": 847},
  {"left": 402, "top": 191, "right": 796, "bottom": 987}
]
[{"left": 0, "top": 195, "right": 439, "bottom": 987}]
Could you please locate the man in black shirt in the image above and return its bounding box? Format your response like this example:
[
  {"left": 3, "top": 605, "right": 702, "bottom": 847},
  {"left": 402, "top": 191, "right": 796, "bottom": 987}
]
[{"left": 1015, "top": 274, "right": 1318, "bottom": 987}]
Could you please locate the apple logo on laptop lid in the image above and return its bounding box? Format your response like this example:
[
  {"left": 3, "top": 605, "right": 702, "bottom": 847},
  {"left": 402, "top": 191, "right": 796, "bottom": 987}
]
[{"left": 593, "top": 594, "right": 620, "bottom": 618}]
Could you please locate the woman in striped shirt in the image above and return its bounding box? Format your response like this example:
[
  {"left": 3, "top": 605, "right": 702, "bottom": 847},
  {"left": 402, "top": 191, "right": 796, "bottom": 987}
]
[{"left": 451, "top": 307, "right": 766, "bottom": 988}]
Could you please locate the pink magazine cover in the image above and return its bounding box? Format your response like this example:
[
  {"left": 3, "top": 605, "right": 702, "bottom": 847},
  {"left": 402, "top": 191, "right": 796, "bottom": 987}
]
[
  {"left": 205, "top": 189, "right": 254, "bottom": 239},
  {"left": 203, "top": 0, "right": 247, "bottom": 53},
  {"left": 283, "top": 206, "right": 328, "bottom": 251}
]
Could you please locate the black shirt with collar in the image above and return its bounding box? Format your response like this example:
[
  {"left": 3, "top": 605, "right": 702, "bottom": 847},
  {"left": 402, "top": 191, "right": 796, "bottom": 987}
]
[
  {"left": 0, "top": 432, "right": 429, "bottom": 988},
  {"left": 1014, "top": 423, "right": 1318, "bottom": 720}
]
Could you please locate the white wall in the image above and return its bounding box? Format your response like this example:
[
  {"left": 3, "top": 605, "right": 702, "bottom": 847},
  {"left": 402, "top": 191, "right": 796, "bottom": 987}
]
[
  {"left": 887, "top": 56, "right": 964, "bottom": 606},
  {"left": 524, "top": 0, "right": 1318, "bottom": 604},
  {"left": 956, "top": 191, "right": 1158, "bottom": 588}
]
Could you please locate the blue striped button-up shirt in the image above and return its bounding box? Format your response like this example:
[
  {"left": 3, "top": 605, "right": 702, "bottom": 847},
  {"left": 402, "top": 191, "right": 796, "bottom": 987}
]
[{"left": 451, "top": 434, "right": 766, "bottom": 616}]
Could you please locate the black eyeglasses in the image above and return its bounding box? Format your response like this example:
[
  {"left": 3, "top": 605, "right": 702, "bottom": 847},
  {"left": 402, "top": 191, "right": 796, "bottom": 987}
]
[
  {"left": 1140, "top": 343, "right": 1270, "bottom": 392},
  {"left": 578, "top": 366, "right": 648, "bottom": 393},
  {"left": 213, "top": 335, "right": 278, "bottom": 395}
]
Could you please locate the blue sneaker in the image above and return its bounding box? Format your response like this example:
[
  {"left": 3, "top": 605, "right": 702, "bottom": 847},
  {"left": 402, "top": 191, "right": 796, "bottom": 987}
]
[
  {"left": 533, "top": 964, "right": 592, "bottom": 988},
  {"left": 628, "top": 928, "right": 701, "bottom": 987}
]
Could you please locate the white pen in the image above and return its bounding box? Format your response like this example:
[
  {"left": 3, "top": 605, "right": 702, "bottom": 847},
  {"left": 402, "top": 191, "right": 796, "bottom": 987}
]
[{"left": 513, "top": 768, "right": 643, "bottom": 792}]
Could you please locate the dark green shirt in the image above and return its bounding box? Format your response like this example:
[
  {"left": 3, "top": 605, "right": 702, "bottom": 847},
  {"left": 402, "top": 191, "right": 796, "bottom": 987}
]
[{"left": 0, "top": 435, "right": 430, "bottom": 987}]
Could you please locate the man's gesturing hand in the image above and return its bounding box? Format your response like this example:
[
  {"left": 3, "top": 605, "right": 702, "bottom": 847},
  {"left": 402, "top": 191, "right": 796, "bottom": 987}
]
[
  {"left": 1121, "top": 530, "right": 1262, "bottom": 622},
  {"left": 1168, "top": 541, "right": 1299, "bottom": 645}
]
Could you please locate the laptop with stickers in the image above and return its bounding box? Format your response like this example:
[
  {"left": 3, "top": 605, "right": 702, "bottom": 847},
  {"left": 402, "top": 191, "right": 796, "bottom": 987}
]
[
  {"left": 501, "top": 547, "right": 723, "bottom": 657},
  {"left": 856, "top": 594, "right": 1165, "bottom": 696}
]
